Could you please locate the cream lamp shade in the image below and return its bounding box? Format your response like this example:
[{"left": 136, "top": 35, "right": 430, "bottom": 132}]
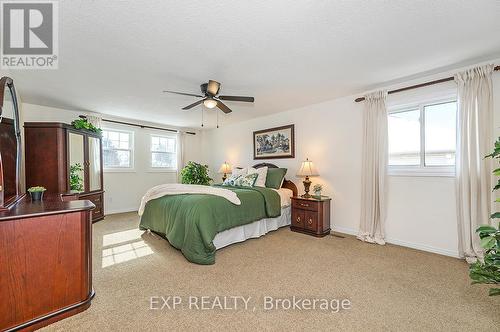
[
  {"left": 218, "top": 162, "right": 232, "bottom": 174},
  {"left": 296, "top": 158, "right": 319, "bottom": 177}
]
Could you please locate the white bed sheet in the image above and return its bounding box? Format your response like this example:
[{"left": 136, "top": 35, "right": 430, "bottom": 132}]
[
  {"left": 274, "top": 187, "right": 293, "bottom": 208},
  {"left": 213, "top": 206, "right": 291, "bottom": 250}
]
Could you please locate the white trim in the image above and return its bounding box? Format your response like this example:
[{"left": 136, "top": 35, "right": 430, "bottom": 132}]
[
  {"left": 388, "top": 97, "right": 457, "bottom": 176},
  {"left": 149, "top": 133, "right": 178, "bottom": 171},
  {"left": 388, "top": 166, "right": 455, "bottom": 177},
  {"left": 102, "top": 128, "right": 135, "bottom": 170},
  {"left": 333, "top": 226, "right": 460, "bottom": 258},
  {"left": 147, "top": 169, "right": 177, "bottom": 173},
  {"left": 385, "top": 237, "right": 460, "bottom": 258},
  {"left": 103, "top": 168, "right": 136, "bottom": 173}
]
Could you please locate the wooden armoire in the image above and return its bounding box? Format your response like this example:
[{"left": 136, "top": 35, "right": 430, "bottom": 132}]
[{"left": 24, "top": 122, "right": 105, "bottom": 222}]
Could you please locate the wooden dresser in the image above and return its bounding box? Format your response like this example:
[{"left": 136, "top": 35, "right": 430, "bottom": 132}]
[
  {"left": 24, "top": 122, "right": 105, "bottom": 222},
  {"left": 291, "top": 196, "right": 331, "bottom": 237},
  {"left": 0, "top": 194, "right": 95, "bottom": 331}
]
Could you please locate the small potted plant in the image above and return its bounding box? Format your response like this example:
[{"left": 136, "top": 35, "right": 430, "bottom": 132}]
[
  {"left": 313, "top": 184, "right": 323, "bottom": 197},
  {"left": 27, "top": 186, "right": 46, "bottom": 201}
]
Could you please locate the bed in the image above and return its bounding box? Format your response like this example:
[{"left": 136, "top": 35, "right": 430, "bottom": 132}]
[{"left": 139, "top": 163, "right": 297, "bottom": 264}]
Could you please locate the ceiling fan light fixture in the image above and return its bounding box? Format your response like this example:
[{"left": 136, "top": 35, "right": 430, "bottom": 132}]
[{"left": 204, "top": 98, "right": 217, "bottom": 109}]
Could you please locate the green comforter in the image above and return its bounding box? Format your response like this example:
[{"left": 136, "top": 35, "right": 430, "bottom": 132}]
[{"left": 139, "top": 185, "right": 281, "bottom": 264}]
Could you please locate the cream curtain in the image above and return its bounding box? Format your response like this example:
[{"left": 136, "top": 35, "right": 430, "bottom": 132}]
[
  {"left": 455, "top": 64, "right": 494, "bottom": 263},
  {"left": 176, "top": 131, "right": 186, "bottom": 182},
  {"left": 358, "top": 91, "right": 388, "bottom": 245}
]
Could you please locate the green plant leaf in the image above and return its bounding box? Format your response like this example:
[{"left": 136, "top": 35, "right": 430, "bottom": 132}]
[
  {"left": 476, "top": 225, "right": 497, "bottom": 233},
  {"left": 480, "top": 236, "right": 497, "bottom": 250},
  {"left": 491, "top": 212, "right": 500, "bottom": 219},
  {"left": 489, "top": 288, "right": 500, "bottom": 296},
  {"left": 494, "top": 179, "right": 500, "bottom": 191}
]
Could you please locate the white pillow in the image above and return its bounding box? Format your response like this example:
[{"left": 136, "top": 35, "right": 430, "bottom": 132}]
[
  {"left": 233, "top": 167, "right": 248, "bottom": 177},
  {"left": 248, "top": 166, "right": 268, "bottom": 187}
]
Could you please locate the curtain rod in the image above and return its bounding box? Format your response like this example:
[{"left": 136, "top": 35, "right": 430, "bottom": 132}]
[
  {"left": 79, "top": 115, "right": 196, "bottom": 135},
  {"left": 354, "top": 65, "right": 500, "bottom": 103}
]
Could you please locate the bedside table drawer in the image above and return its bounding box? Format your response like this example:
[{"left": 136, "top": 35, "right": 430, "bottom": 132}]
[
  {"left": 291, "top": 209, "right": 305, "bottom": 228},
  {"left": 304, "top": 211, "right": 318, "bottom": 231},
  {"left": 292, "top": 199, "right": 319, "bottom": 211}
]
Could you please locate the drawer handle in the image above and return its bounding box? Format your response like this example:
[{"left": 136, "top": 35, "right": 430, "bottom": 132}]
[
  {"left": 308, "top": 219, "right": 313, "bottom": 225},
  {"left": 296, "top": 216, "right": 301, "bottom": 223},
  {"left": 95, "top": 198, "right": 100, "bottom": 202},
  {"left": 300, "top": 203, "right": 309, "bottom": 207}
]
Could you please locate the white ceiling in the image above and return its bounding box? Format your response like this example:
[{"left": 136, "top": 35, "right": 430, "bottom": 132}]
[{"left": 12, "top": 0, "right": 500, "bottom": 129}]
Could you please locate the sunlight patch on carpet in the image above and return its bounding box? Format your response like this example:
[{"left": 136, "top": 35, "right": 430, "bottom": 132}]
[{"left": 102, "top": 240, "right": 154, "bottom": 268}]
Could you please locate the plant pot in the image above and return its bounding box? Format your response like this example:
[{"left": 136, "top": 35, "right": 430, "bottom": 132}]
[
  {"left": 30, "top": 191, "right": 44, "bottom": 201},
  {"left": 313, "top": 190, "right": 322, "bottom": 198}
]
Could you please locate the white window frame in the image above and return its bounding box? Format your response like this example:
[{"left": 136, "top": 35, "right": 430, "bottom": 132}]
[
  {"left": 102, "top": 128, "right": 135, "bottom": 172},
  {"left": 388, "top": 96, "right": 457, "bottom": 177},
  {"left": 149, "top": 133, "right": 178, "bottom": 172}
]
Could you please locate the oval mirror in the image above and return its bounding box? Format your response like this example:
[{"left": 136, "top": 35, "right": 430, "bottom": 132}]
[{"left": 0, "top": 77, "right": 22, "bottom": 209}]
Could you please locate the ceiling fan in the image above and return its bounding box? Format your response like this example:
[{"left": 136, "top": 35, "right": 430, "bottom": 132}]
[{"left": 163, "top": 80, "right": 254, "bottom": 114}]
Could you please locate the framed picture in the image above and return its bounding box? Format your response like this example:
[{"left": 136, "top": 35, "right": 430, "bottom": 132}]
[{"left": 253, "top": 124, "right": 295, "bottom": 159}]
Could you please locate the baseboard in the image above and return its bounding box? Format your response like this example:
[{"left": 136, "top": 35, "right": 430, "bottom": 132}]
[
  {"left": 104, "top": 207, "right": 138, "bottom": 215},
  {"left": 384, "top": 237, "right": 460, "bottom": 258},
  {"left": 332, "top": 226, "right": 460, "bottom": 258}
]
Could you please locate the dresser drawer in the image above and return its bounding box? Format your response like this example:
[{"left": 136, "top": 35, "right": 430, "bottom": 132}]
[
  {"left": 79, "top": 192, "right": 104, "bottom": 221},
  {"left": 292, "top": 199, "right": 319, "bottom": 211}
]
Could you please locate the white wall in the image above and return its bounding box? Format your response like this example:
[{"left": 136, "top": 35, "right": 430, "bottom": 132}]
[
  {"left": 202, "top": 62, "right": 500, "bottom": 258},
  {"left": 20, "top": 103, "right": 203, "bottom": 214}
]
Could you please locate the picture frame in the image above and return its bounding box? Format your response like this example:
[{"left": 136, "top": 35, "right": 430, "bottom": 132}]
[{"left": 253, "top": 124, "right": 295, "bottom": 160}]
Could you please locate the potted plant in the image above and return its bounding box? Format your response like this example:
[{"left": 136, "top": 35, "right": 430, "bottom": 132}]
[
  {"left": 71, "top": 118, "right": 102, "bottom": 134},
  {"left": 469, "top": 137, "right": 500, "bottom": 296},
  {"left": 313, "top": 184, "right": 323, "bottom": 197},
  {"left": 27, "top": 186, "right": 46, "bottom": 201},
  {"left": 70, "top": 163, "right": 84, "bottom": 192},
  {"left": 180, "top": 161, "right": 212, "bottom": 185}
]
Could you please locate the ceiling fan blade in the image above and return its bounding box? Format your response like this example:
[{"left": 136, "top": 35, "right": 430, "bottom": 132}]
[
  {"left": 207, "top": 80, "right": 220, "bottom": 96},
  {"left": 163, "top": 90, "right": 203, "bottom": 98},
  {"left": 182, "top": 99, "right": 204, "bottom": 110},
  {"left": 216, "top": 100, "right": 232, "bottom": 114},
  {"left": 218, "top": 95, "right": 254, "bottom": 102}
]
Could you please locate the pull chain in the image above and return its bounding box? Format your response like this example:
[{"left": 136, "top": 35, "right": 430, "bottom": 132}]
[
  {"left": 201, "top": 106, "right": 204, "bottom": 128},
  {"left": 216, "top": 110, "right": 219, "bottom": 129}
]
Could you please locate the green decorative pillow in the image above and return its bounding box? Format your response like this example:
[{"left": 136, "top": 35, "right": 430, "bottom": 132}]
[
  {"left": 265, "top": 168, "right": 287, "bottom": 189},
  {"left": 233, "top": 173, "right": 258, "bottom": 187}
]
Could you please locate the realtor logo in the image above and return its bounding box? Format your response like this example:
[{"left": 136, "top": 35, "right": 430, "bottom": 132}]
[{"left": 1, "top": 0, "right": 58, "bottom": 69}]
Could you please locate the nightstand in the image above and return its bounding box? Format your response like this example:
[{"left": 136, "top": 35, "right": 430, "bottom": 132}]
[{"left": 291, "top": 196, "right": 331, "bottom": 237}]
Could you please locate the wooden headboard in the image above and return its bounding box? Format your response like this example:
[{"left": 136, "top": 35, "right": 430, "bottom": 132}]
[{"left": 252, "top": 163, "right": 298, "bottom": 197}]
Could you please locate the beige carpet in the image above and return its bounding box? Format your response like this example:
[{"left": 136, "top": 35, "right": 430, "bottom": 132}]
[{"left": 42, "top": 212, "right": 499, "bottom": 332}]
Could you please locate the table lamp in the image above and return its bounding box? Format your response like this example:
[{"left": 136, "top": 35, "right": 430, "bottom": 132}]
[
  {"left": 296, "top": 158, "right": 319, "bottom": 198},
  {"left": 218, "top": 162, "right": 232, "bottom": 182}
]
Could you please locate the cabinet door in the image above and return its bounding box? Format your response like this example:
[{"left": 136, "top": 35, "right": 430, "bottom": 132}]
[
  {"left": 292, "top": 209, "right": 305, "bottom": 229},
  {"left": 68, "top": 132, "right": 86, "bottom": 192},
  {"left": 304, "top": 210, "right": 318, "bottom": 231},
  {"left": 87, "top": 136, "right": 102, "bottom": 192}
]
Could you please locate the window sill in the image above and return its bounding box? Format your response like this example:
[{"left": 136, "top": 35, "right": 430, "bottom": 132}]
[
  {"left": 147, "top": 168, "right": 178, "bottom": 173},
  {"left": 104, "top": 168, "right": 136, "bottom": 173},
  {"left": 388, "top": 167, "right": 455, "bottom": 178}
]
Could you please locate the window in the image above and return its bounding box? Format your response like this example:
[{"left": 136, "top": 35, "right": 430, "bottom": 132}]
[
  {"left": 150, "top": 135, "right": 177, "bottom": 170},
  {"left": 388, "top": 100, "right": 457, "bottom": 176},
  {"left": 102, "top": 129, "right": 134, "bottom": 169}
]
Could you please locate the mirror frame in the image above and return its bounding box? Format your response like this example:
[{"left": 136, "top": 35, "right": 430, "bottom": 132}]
[{"left": 0, "top": 76, "right": 23, "bottom": 209}]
